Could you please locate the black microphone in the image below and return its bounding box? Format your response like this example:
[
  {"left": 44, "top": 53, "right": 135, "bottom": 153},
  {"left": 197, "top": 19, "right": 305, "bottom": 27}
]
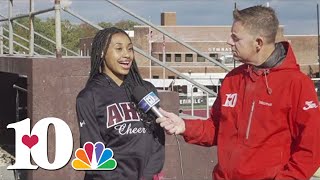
[{"left": 132, "top": 86, "right": 164, "bottom": 118}]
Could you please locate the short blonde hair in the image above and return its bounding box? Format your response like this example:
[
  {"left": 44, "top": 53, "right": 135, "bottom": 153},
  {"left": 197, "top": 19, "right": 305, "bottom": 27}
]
[{"left": 233, "top": 5, "right": 279, "bottom": 43}]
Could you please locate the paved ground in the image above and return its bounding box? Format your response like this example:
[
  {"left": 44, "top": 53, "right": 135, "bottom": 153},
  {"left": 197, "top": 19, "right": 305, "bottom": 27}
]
[
  {"left": 0, "top": 146, "right": 15, "bottom": 180},
  {"left": 0, "top": 166, "right": 15, "bottom": 180}
]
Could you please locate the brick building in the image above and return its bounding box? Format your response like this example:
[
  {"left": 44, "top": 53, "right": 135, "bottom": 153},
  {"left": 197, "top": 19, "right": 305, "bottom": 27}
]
[{"left": 80, "top": 12, "right": 320, "bottom": 79}]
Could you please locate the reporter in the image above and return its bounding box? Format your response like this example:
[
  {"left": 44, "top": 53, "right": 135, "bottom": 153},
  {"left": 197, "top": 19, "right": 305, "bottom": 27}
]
[{"left": 157, "top": 5, "right": 320, "bottom": 180}]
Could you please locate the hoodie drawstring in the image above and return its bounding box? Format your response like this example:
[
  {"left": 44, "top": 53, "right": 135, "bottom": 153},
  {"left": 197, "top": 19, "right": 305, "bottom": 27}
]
[{"left": 263, "top": 69, "right": 272, "bottom": 95}]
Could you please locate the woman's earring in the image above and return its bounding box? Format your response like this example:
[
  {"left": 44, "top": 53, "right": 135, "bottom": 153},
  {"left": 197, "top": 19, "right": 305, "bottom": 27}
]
[{"left": 101, "top": 52, "right": 104, "bottom": 58}]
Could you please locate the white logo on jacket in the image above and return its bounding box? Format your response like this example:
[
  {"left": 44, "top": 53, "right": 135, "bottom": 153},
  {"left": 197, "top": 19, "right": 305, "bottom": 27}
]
[
  {"left": 223, "top": 93, "right": 238, "bottom": 107},
  {"left": 303, "top": 101, "right": 318, "bottom": 110},
  {"left": 258, "top": 100, "right": 272, "bottom": 107},
  {"left": 79, "top": 120, "right": 86, "bottom": 127}
]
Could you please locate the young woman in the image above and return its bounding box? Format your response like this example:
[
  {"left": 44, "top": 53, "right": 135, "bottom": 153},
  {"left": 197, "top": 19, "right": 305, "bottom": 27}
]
[{"left": 76, "top": 27, "right": 165, "bottom": 180}]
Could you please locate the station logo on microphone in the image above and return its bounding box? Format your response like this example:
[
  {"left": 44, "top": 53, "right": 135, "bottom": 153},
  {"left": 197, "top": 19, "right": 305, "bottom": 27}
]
[{"left": 138, "top": 92, "right": 160, "bottom": 112}]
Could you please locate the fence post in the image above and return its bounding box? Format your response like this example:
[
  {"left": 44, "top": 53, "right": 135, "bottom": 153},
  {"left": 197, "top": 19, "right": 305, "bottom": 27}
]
[
  {"left": 8, "top": 0, "right": 13, "bottom": 55},
  {"left": 54, "top": 0, "right": 62, "bottom": 58},
  {"left": 0, "top": 26, "right": 3, "bottom": 55},
  {"left": 29, "top": 0, "right": 34, "bottom": 56}
]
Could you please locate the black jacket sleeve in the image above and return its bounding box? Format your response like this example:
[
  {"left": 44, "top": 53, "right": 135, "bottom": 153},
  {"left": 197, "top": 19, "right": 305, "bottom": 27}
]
[
  {"left": 143, "top": 124, "right": 165, "bottom": 179},
  {"left": 76, "top": 89, "right": 104, "bottom": 147},
  {"left": 77, "top": 89, "right": 118, "bottom": 180},
  {"left": 142, "top": 81, "right": 165, "bottom": 179}
]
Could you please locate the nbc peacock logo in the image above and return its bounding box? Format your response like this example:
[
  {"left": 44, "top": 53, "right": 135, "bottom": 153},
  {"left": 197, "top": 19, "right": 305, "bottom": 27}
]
[{"left": 72, "top": 142, "right": 117, "bottom": 170}]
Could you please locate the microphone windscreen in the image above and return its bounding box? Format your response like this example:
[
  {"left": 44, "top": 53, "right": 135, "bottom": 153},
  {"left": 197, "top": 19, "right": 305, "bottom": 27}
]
[{"left": 132, "top": 86, "right": 160, "bottom": 113}]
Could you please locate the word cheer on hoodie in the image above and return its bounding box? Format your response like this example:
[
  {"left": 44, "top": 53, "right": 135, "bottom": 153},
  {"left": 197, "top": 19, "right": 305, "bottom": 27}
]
[{"left": 76, "top": 73, "right": 164, "bottom": 180}]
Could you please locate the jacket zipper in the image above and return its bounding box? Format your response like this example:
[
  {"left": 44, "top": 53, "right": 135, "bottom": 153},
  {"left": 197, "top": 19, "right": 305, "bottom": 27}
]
[{"left": 246, "top": 101, "right": 255, "bottom": 139}]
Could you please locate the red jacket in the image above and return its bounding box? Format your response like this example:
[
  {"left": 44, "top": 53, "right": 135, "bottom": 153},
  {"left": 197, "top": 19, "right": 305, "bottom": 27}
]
[{"left": 183, "top": 42, "right": 320, "bottom": 180}]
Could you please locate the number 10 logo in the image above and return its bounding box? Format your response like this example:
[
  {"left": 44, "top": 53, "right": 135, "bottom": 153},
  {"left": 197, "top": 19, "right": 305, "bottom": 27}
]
[{"left": 7, "top": 118, "right": 73, "bottom": 170}]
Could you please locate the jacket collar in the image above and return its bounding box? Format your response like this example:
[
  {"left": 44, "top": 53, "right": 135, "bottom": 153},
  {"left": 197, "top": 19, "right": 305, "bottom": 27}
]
[
  {"left": 256, "top": 42, "right": 286, "bottom": 69},
  {"left": 246, "top": 41, "right": 299, "bottom": 79}
]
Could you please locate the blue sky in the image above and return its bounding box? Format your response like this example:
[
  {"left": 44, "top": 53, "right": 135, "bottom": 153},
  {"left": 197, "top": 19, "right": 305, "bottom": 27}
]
[{"left": 1, "top": 0, "right": 320, "bottom": 35}]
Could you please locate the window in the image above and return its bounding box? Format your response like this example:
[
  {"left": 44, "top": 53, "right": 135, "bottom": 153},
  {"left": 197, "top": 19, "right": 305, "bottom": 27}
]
[
  {"left": 185, "top": 54, "right": 193, "bottom": 62},
  {"left": 152, "top": 76, "right": 159, "bottom": 79},
  {"left": 159, "top": 54, "right": 163, "bottom": 61},
  {"left": 175, "top": 54, "right": 181, "bottom": 62},
  {"left": 168, "top": 76, "right": 175, "bottom": 79},
  {"left": 180, "top": 85, "right": 187, "bottom": 94},
  {"left": 222, "top": 55, "right": 234, "bottom": 64},
  {"left": 197, "top": 54, "right": 205, "bottom": 62},
  {"left": 209, "top": 53, "right": 218, "bottom": 59},
  {"left": 210, "top": 53, "right": 220, "bottom": 65},
  {"left": 151, "top": 53, "right": 158, "bottom": 66},
  {"left": 151, "top": 53, "right": 157, "bottom": 58},
  {"left": 166, "top": 54, "right": 171, "bottom": 62}
]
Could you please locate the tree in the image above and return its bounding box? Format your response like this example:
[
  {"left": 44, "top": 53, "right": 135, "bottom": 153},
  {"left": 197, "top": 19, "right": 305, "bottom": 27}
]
[
  {"left": 1, "top": 18, "right": 140, "bottom": 55},
  {"left": 114, "top": 20, "right": 140, "bottom": 30},
  {"left": 98, "top": 22, "right": 113, "bottom": 29}
]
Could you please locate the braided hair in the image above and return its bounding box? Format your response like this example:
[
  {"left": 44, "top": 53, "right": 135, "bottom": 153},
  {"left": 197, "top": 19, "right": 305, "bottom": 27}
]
[{"left": 88, "top": 27, "right": 158, "bottom": 133}]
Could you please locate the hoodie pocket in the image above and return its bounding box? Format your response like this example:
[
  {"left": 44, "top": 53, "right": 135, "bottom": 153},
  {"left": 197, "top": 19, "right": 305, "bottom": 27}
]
[
  {"left": 236, "top": 146, "right": 284, "bottom": 179},
  {"left": 243, "top": 100, "right": 288, "bottom": 147}
]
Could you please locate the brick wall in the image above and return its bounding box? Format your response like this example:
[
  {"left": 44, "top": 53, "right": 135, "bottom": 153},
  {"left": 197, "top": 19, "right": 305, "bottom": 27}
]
[{"left": 0, "top": 56, "right": 218, "bottom": 180}]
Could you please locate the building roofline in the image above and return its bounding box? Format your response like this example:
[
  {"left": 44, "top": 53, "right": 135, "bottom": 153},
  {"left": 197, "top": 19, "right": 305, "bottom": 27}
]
[
  {"left": 135, "top": 25, "right": 285, "bottom": 28},
  {"left": 134, "top": 25, "right": 232, "bottom": 28},
  {"left": 285, "top": 34, "right": 318, "bottom": 37},
  {"left": 152, "top": 40, "right": 228, "bottom": 43}
]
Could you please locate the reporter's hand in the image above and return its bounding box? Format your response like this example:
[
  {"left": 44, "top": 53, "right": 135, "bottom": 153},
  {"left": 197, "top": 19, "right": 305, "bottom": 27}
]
[{"left": 156, "top": 108, "right": 185, "bottom": 135}]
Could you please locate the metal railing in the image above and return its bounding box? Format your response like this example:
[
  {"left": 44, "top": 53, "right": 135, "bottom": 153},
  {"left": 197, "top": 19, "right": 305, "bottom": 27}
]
[
  {"left": 0, "top": 34, "right": 40, "bottom": 55},
  {"left": 105, "top": 0, "right": 231, "bottom": 72},
  {"left": 0, "top": 0, "right": 237, "bottom": 116},
  {"left": 60, "top": 2, "right": 219, "bottom": 96},
  {"left": 0, "top": 0, "right": 65, "bottom": 57},
  {"left": 191, "top": 85, "right": 210, "bottom": 118},
  {"left": 0, "top": 12, "right": 79, "bottom": 56},
  {"left": 2, "top": 28, "right": 54, "bottom": 55}
]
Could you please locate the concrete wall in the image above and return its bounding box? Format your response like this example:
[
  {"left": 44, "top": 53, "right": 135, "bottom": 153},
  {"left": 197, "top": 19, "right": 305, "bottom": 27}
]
[
  {"left": 0, "top": 56, "right": 89, "bottom": 180},
  {"left": 0, "top": 56, "right": 217, "bottom": 180}
]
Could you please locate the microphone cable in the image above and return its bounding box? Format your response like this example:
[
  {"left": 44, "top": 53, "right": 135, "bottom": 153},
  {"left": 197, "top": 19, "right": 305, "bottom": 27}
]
[{"left": 174, "top": 134, "right": 184, "bottom": 180}]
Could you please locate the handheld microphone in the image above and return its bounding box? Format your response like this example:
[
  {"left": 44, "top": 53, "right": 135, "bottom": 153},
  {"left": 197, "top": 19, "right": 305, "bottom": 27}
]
[
  {"left": 132, "top": 86, "right": 164, "bottom": 118},
  {"left": 133, "top": 88, "right": 184, "bottom": 179}
]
